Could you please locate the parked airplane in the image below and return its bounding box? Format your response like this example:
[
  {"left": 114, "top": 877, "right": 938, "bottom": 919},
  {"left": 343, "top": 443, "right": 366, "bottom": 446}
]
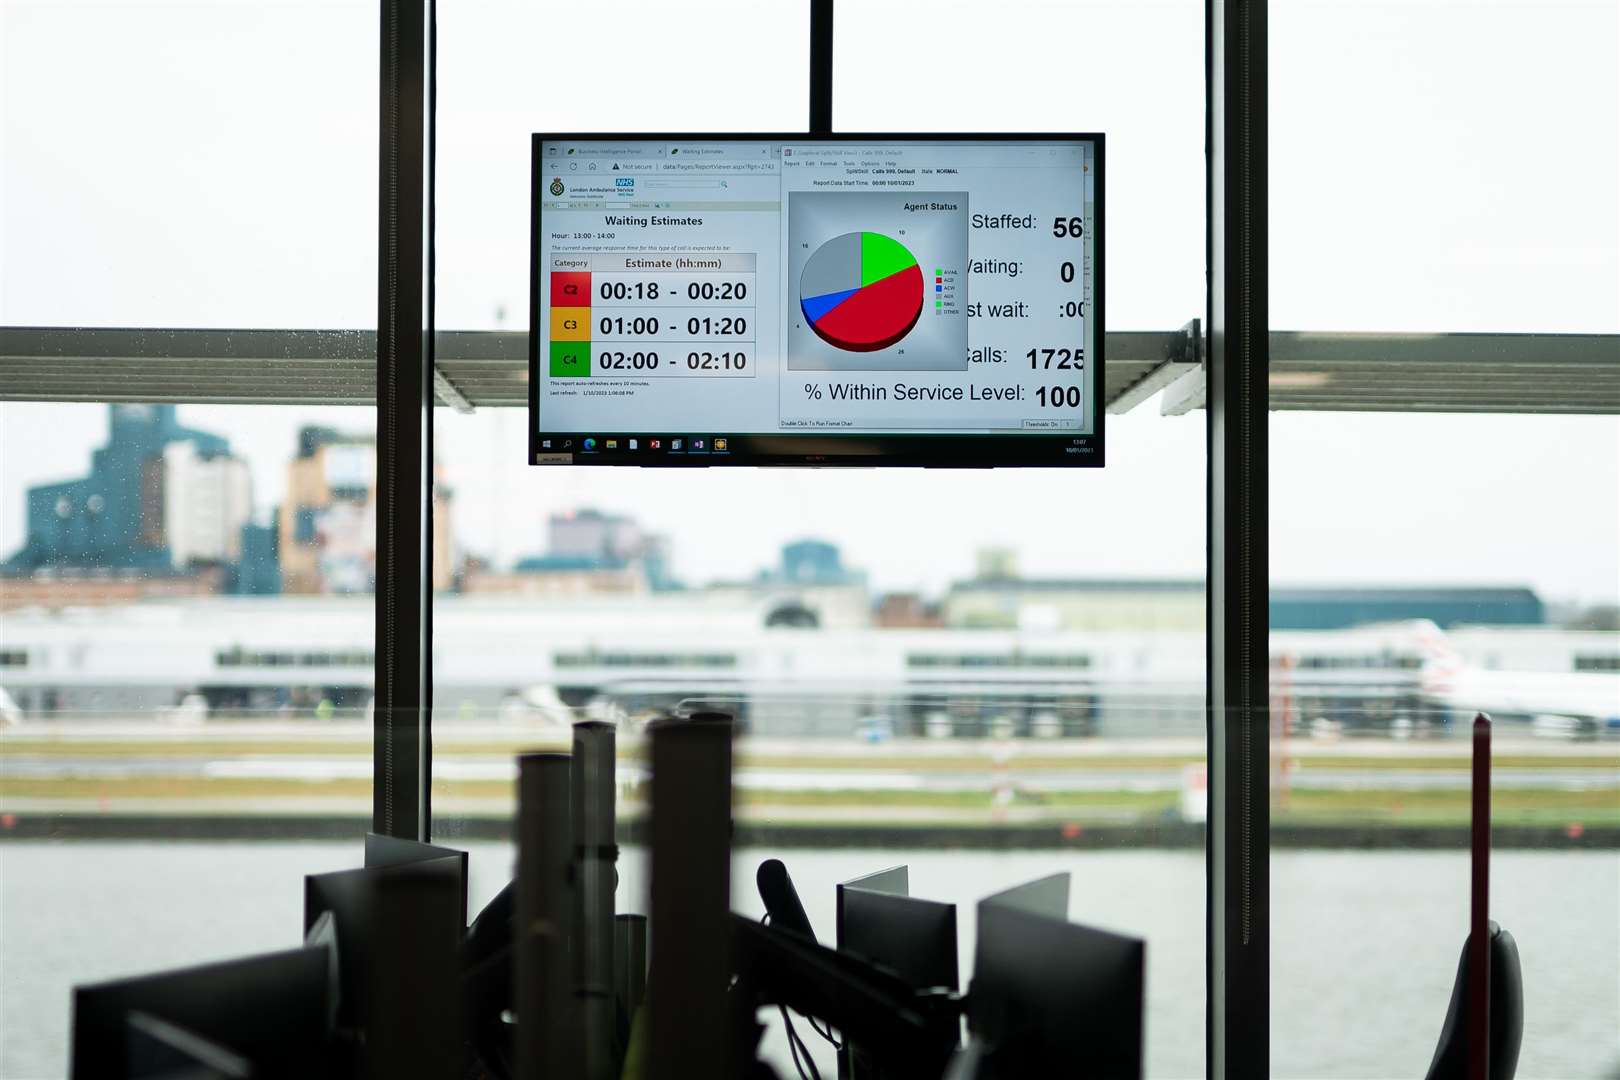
[{"left": 1414, "top": 620, "right": 1620, "bottom": 735}]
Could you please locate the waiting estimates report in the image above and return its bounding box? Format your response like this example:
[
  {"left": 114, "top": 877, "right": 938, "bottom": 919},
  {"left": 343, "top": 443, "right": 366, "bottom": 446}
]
[{"left": 530, "top": 135, "right": 1102, "bottom": 467}]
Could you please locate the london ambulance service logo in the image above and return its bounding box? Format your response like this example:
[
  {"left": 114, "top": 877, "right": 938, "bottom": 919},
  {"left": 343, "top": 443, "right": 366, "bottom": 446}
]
[{"left": 549, "top": 178, "right": 565, "bottom": 196}]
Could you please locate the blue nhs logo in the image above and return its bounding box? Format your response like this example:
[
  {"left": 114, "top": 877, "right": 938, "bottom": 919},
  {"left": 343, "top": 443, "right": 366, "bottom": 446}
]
[{"left": 615, "top": 177, "right": 634, "bottom": 188}]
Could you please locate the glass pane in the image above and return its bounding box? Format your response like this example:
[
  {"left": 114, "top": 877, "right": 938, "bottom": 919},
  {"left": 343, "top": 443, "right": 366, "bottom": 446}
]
[
  {"left": 0, "top": 842, "right": 361, "bottom": 1073},
  {"left": 434, "top": 2, "right": 1205, "bottom": 1077},
  {"left": 1271, "top": 1, "right": 1617, "bottom": 333},
  {"left": 1271, "top": 3, "right": 1620, "bottom": 1076},
  {"left": 1, "top": 4, "right": 376, "bottom": 1077},
  {"left": 1, "top": 401, "right": 380, "bottom": 1077},
  {"left": 0, "top": 0, "right": 375, "bottom": 329}
]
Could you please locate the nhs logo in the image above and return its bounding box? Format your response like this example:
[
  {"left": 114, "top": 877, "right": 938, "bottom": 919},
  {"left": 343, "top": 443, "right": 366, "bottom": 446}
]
[{"left": 615, "top": 177, "right": 634, "bottom": 188}]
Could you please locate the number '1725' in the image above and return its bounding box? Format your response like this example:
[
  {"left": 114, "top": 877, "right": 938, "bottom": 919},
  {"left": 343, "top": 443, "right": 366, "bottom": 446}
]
[{"left": 1027, "top": 347, "right": 1084, "bottom": 369}]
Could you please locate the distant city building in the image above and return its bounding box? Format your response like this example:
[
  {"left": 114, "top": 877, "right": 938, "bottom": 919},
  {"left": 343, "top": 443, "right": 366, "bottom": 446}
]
[
  {"left": 3, "top": 404, "right": 237, "bottom": 575},
  {"left": 549, "top": 509, "right": 644, "bottom": 563},
  {"left": 975, "top": 546, "right": 1019, "bottom": 582},
  {"left": 0, "top": 405, "right": 262, "bottom": 609},
  {"left": 0, "top": 566, "right": 226, "bottom": 611},
  {"left": 702, "top": 539, "right": 871, "bottom": 630},
  {"left": 228, "top": 517, "right": 282, "bottom": 596},
  {"left": 875, "top": 592, "right": 945, "bottom": 629},
  {"left": 461, "top": 559, "right": 648, "bottom": 597},
  {"left": 945, "top": 577, "right": 1204, "bottom": 631},
  {"left": 640, "top": 534, "right": 676, "bottom": 592},
  {"left": 161, "top": 440, "right": 253, "bottom": 567},
  {"left": 1560, "top": 604, "right": 1619, "bottom": 632},
  {"left": 781, "top": 539, "right": 853, "bottom": 585},
  {"left": 761, "top": 539, "right": 865, "bottom": 588},
  {"left": 943, "top": 571, "right": 1547, "bottom": 632},
  {"left": 471, "top": 509, "right": 674, "bottom": 595},
  {"left": 279, "top": 429, "right": 372, "bottom": 594},
  {"left": 279, "top": 427, "right": 452, "bottom": 595},
  {"left": 1270, "top": 586, "right": 1545, "bottom": 630}
]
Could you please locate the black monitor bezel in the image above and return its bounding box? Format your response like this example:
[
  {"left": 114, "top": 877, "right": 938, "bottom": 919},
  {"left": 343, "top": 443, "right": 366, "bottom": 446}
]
[
  {"left": 839, "top": 863, "right": 909, "bottom": 899},
  {"left": 529, "top": 132, "right": 1105, "bottom": 468},
  {"left": 979, "top": 871, "right": 1070, "bottom": 920},
  {"left": 363, "top": 831, "right": 470, "bottom": 927},
  {"left": 303, "top": 856, "right": 465, "bottom": 1030},
  {"left": 970, "top": 901, "right": 1144, "bottom": 1078},
  {"left": 839, "top": 887, "right": 960, "bottom": 995},
  {"left": 71, "top": 946, "right": 331, "bottom": 1079}
]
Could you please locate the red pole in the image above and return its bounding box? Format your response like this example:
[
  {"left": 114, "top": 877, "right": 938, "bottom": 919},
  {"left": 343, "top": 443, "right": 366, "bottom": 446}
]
[{"left": 1468, "top": 713, "right": 1492, "bottom": 1080}]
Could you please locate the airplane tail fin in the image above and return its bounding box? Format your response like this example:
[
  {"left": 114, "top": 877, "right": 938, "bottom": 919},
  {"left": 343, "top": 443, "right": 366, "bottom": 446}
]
[{"left": 1412, "top": 619, "right": 1464, "bottom": 695}]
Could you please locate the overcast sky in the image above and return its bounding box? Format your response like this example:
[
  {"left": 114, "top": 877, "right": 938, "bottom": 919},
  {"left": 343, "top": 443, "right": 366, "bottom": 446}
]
[{"left": 3, "top": 0, "right": 1617, "bottom": 603}]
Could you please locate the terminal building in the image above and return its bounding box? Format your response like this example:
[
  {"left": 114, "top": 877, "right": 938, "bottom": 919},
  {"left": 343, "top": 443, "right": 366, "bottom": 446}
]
[
  {"left": 2, "top": 583, "right": 1610, "bottom": 736},
  {"left": 943, "top": 551, "right": 1548, "bottom": 632}
]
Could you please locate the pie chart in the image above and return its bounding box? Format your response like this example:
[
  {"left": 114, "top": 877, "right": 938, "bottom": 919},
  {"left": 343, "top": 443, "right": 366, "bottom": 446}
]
[{"left": 799, "top": 231, "right": 925, "bottom": 352}]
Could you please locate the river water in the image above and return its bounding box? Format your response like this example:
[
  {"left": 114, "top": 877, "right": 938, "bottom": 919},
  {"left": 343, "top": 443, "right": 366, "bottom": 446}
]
[{"left": 1, "top": 843, "right": 1615, "bottom": 1078}]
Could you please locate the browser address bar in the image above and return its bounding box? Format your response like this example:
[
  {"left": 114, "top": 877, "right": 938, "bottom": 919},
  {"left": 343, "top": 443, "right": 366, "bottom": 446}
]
[
  {"left": 784, "top": 145, "right": 1056, "bottom": 163},
  {"left": 642, "top": 178, "right": 731, "bottom": 189},
  {"left": 656, "top": 161, "right": 777, "bottom": 173}
]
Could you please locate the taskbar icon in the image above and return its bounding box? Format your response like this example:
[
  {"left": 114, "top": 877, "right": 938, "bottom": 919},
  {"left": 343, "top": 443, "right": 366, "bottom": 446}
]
[{"left": 562, "top": 435, "right": 731, "bottom": 456}]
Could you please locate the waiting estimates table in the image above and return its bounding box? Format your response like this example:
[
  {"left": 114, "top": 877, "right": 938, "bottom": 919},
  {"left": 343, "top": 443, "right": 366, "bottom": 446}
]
[{"left": 545, "top": 252, "right": 757, "bottom": 380}]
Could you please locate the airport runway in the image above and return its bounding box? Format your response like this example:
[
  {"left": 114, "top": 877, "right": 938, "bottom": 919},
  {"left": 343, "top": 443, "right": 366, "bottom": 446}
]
[{"left": 3, "top": 753, "right": 1617, "bottom": 793}]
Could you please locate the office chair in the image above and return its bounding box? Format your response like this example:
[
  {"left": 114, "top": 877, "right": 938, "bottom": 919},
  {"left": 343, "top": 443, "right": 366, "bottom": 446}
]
[{"left": 1424, "top": 921, "right": 1523, "bottom": 1080}]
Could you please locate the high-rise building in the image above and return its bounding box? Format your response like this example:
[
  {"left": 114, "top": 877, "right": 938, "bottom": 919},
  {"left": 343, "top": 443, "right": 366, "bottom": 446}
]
[
  {"left": 161, "top": 441, "right": 253, "bottom": 566},
  {"left": 700, "top": 538, "right": 870, "bottom": 629},
  {"left": 780, "top": 539, "right": 855, "bottom": 585},
  {"left": 464, "top": 508, "right": 674, "bottom": 595},
  {"left": 279, "top": 426, "right": 452, "bottom": 594},
  {"left": 640, "top": 533, "right": 676, "bottom": 592},
  {"left": 547, "top": 509, "right": 644, "bottom": 563},
  {"left": 974, "top": 546, "right": 1019, "bottom": 582},
  {"left": 230, "top": 515, "right": 283, "bottom": 596},
  {"left": 280, "top": 429, "right": 373, "bottom": 594},
  {"left": 3, "top": 404, "right": 239, "bottom": 574}
]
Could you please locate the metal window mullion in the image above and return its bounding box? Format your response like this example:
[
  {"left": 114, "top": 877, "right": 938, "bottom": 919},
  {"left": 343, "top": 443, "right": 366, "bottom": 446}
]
[
  {"left": 421, "top": 0, "right": 438, "bottom": 838},
  {"left": 1207, "top": 0, "right": 1270, "bottom": 1076},
  {"left": 810, "top": 0, "right": 833, "bottom": 134},
  {"left": 374, "top": 0, "right": 433, "bottom": 841}
]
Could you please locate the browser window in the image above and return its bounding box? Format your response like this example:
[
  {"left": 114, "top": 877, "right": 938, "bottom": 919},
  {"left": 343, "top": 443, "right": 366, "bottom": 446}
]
[{"left": 532, "top": 135, "right": 1101, "bottom": 467}]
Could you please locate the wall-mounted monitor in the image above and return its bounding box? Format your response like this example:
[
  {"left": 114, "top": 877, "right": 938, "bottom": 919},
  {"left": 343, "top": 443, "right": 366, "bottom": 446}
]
[{"left": 530, "top": 134, "right": 1103, "bottom": 467}]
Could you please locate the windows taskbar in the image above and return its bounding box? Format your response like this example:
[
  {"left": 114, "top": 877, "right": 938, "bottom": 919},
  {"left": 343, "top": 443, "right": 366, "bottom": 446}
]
[{"left": 530, "top": 431, "right": 1102, "bottom": 468}]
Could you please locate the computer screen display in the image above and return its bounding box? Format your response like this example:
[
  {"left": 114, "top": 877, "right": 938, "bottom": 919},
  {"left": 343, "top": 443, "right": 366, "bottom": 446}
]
[{"left": 530, "top": 134, "right": 1103, "bottom": 467}]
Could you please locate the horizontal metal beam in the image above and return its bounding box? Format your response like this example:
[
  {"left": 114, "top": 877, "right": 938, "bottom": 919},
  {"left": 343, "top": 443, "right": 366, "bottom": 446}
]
[
  {"left": 1268, "top": 331, "right": 1620, "bottom": 413},
  {"left": 431, "top": 367, "right": 474, "bottom": 414},
  {"left": 1161, "top": 363, "right": 1208, "bottom": 416},
  {"left": 3, "top": 327, "right": 1615, "bottom": 414},
  {"left": 1107, "top": 318, "right": 1202, "bottom": 414}
]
